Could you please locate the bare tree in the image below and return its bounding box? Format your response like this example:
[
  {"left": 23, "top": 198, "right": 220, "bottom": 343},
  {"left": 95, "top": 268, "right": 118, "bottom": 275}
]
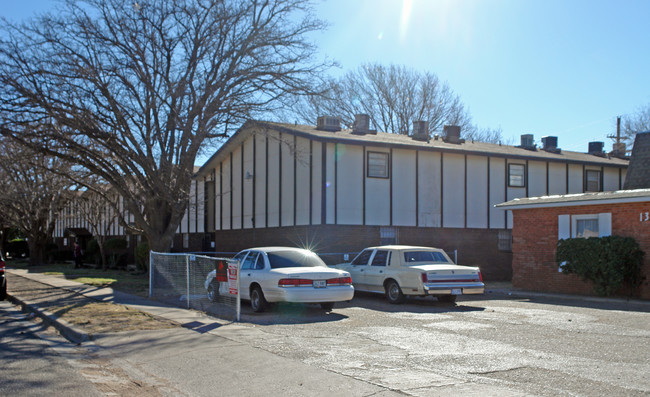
[
  {"left": 0, "top": 0, "right": 330, "bottom": 252},
  {"left": 0, "top": 137, "right": 75, "bottom": 265},
  {"left": 287, "top": 63, "right": 480, "bottom": 137},
  {"left": 71, "top": 184, "right": 121, "bottom": 271},
  {"left": 620, "top": 104, "right": 650, "bottom": 148}
]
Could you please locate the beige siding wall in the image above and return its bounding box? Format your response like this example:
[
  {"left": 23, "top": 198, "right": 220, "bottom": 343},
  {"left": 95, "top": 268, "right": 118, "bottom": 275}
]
[
  {"left": 442, "top": 153, "right": 465, "bottom": 228},
  {"left": 392, "top": 148, "right": 416, "bottom": 226},
  {"left": 489, "top": 157, "right": 506, "bottom": 229},
  {"left": 466, "top": 155, "right": 488, "bottom": 228},
  {"left": 336, "top": 144, "right": 363, "bottom": 225},
  {"left": 417, "top": 151, "right": 441, "bottom": 227}
]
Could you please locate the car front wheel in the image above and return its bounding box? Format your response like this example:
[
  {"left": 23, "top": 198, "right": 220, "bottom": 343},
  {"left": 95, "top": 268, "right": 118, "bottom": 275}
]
[
  {"left": 385, "top": 280, "right": 405, "bottom": 304},
  {"left": 250, "top": 286, "right": 268, "bottom": 313}
]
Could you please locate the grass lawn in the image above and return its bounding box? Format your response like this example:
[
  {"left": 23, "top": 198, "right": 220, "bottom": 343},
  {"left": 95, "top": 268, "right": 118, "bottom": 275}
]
[{"left": 9, "top": 259, "right": 150, "bottom": 297}]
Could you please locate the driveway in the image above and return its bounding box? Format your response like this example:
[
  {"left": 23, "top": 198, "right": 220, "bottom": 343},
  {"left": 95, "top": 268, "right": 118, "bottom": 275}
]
[{"left": 210, "top": 292, "right": 650, "bottom": 396}]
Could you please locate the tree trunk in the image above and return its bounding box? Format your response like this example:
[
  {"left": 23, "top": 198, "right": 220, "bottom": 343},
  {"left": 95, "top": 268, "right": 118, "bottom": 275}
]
[
  {"left": 27, "top": 238, "right": 47, "bottom": 266},
  {"left": 98, "top": 239, "right": 107, "bottom": 271}
]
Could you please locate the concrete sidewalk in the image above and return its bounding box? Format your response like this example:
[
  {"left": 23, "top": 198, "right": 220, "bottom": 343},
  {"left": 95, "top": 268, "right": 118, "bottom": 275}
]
[{"left": 5, "top": 269, "right": 404, "bottom": 396}]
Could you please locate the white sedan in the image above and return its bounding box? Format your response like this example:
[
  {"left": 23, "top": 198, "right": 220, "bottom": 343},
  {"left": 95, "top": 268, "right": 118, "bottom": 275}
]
[
  {"left": 207, "top": 247, "right": 354, "bottom": 312},
  {"left": 333, "top": 245, "right": 484, "bottom": 304}
]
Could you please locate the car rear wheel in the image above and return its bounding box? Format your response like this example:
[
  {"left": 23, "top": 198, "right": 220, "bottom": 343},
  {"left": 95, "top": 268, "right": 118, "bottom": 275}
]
[
  {"left": 207, "top": 281, "right": 219, "bottom": 302},
  {"left": 320, "top": 302, "right": 335, "bottom": 311},
  {"left": 385, "top": 280, "right": 405, "bottom": 304},
  {"left": 250, "top": 286, "right": 268, "bottom": 313},
  {"left": 0, "top": 281, "right": 6, "bottom": 301},
  {"left": 438, "top": 294, "right": 457, "bottom": 304}
]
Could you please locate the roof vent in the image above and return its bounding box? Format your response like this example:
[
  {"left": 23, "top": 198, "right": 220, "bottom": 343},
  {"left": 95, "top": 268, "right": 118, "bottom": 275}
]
[
  {"left": 611, "top": 142, "right": 627, "bottom": 159},
  {"left": 518, "top": 134, "right": 536, "bottom": 150},
  {"left": 411, "top": 120, "right": 429, "bottom": 141},
  {"left": 443, "top": 125, "right": 464, "bottom": 144},
  {"left": 352, "top": 114, "right": 372, "bottom": 134},
  {"left": 588, "top": 141, "right": 605, "bottom": 156},
  {"left": 541, "top": 136, "right": 561, "bottom": 153},
  {"left": 316, "top": 116, "right": 341, "bottom": 132}
]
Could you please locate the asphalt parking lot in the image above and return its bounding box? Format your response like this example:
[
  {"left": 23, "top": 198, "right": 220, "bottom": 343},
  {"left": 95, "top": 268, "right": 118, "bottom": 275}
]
[{"left": 212, "top": 291, "right": 650, "bottom": 396}]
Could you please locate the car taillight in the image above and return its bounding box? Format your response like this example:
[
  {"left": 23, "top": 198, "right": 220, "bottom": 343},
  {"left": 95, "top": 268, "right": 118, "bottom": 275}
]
[
  {"left": 327, "top": 277, "right": 351, "bottom": 286},
  {"left": 479, "top": 271, "right": 483, "bottom": 282},
  {"left": 0, "top": 260, "right": 4, "bottom": 270},
  {"left": 278, "top": 278, "right": 313, "bottom": 287},
  {"left": 421, "top": 273, "right": 428, "bottom": 283}
]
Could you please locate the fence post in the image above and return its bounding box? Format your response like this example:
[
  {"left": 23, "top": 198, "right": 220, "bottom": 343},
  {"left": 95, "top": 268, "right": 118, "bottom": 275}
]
[
  {"left": 186, "top": 254, "right": 191, "bottom": 309},
  {"left": 236, "top": 259, "right": 241, "bottom": 322},
  {"left": 149, "top": 251, "right": 154, "bottom": 298}
]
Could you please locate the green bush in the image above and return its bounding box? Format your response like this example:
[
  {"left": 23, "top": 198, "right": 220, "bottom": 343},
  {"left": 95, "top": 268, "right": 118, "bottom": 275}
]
[
  {"left": 557, "top": 236, "right": 644, "bottom": 296},
  {"left": 135, "top": 241, "right": 150, "bottom": 272},
  {"left": 104, "top": 237, "right": 128, "bottom": 251},
  {"left": 85, "top": 239, "right": 101, "bottom": 265},
  {"left": 104, "top": 238, "right": 128, "bottom": 269}
]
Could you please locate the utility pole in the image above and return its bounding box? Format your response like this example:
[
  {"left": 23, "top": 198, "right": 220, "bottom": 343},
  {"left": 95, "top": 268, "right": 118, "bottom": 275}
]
[{"left": 607, "top": 116, "right": 625, "bottom": 157}]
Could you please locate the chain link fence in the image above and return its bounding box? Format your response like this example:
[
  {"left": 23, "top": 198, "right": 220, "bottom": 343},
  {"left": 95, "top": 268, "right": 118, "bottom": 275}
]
[{"left": 149, "top": 252, "right": 240, "bottom": 321}]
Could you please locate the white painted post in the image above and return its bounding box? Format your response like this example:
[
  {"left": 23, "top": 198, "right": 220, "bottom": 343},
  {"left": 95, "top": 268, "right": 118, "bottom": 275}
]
[
  {"left": 148, "top": 251, "right": 154, "bottom": 298},
  {"left": 186, "top": 255, "right": 190, "bottom": 309},
  {"left": 236, "top": 259, "right": 241, "bottom": 322}
]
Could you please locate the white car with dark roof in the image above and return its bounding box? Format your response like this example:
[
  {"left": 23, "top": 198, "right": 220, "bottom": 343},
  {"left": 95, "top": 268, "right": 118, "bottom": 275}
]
[
  {"left": 207, "top": 247, "right": 354, "bottom": 312},
  {"left": 333, "top": 245, "right": 484, "bottom": 304}
]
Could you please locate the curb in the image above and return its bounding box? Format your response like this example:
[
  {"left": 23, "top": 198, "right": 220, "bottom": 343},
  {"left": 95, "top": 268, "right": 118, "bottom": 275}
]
[{"left": 8, "top": 293, "right": 91, "bottom": 344}]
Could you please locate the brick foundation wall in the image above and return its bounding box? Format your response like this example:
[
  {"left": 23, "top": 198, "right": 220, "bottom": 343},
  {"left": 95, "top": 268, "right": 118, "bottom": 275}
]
[
  {"left": 212, "top": 225, "right": 513, "bottom": 281},
  {"left": 511, "top": 202, "right": 650, "bottom": 299}
]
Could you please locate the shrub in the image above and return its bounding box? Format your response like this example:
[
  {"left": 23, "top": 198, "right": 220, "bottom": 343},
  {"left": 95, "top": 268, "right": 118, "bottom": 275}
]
[
  {"left": 135, "top": 241, "right": 150, "bottom": 272},
  {"left": 104, "top": 238, "right": 128, "bottom": 269},
  {"left": 557, "top": 236, "right": 644, "bottom": 296},
  {"left": 85, "top": 239, "right": 101, "bottom": 265}
]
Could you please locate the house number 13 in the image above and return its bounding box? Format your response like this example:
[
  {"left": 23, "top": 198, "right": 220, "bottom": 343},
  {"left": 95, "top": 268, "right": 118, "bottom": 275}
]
[{"left": 641, "top": 212, "right": 650, "bottom": 222}]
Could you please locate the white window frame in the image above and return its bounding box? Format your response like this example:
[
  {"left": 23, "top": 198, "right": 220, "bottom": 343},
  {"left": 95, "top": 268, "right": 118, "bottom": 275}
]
[
  {"left": 571, "top": 214, "right": 599, "bottom": 238},
  {"left": 559, "top": 213, "right": 611, "bottom": 239}
]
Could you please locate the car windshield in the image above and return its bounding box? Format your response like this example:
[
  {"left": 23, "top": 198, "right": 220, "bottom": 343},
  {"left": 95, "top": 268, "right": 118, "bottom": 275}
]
[
  {"left": 267, "top": 250, "right": 326, "bottom": 269},
  {"left": 403, "top": 251, "right": 450, "bottom": 264}
]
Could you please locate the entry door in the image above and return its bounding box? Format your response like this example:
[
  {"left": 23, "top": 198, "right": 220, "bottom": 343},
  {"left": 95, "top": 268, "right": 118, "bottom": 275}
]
[
  {"left": 363, "top": 250, "right": 390, "bottom": 293},
  {"left": 349, "top": 249, "right": 373, "bottom": 290}
]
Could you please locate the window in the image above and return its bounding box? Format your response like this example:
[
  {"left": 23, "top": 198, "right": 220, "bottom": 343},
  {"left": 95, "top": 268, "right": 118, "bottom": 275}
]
[
  {"left": 573, "top": 215, "right": 599, "bottom": 238},
  {"left": 371, "top": 250, "right": 389, "bottom": 266},
  {"left": 585, "top": 170, "right": 601, "bottom": 192},
  {"left": 498, "top": 230, "right": 512, "bottom": 252},
  {"left": 508, "top": 164, "right": 525, "bottom": 187},
  {"left": 351, "top": 250, "right": 373, "bottom": 266},
  {"left": 403, "top": 251, "right": 450, "bottom": 263},
  {"left": 380, "top": 227, "right": 398, "bottom": 245},
  {"left": 367, "top": 151, "right": 389, "bottom": 178},
  {"left": 266, "top": 250, "right": 326, "bottom": 268},
  {"left": 559, "top": 213, "right": 611, "bottom": 239},
  {"left": 241, "top": 251, "right": 258, "bottom": 270}
]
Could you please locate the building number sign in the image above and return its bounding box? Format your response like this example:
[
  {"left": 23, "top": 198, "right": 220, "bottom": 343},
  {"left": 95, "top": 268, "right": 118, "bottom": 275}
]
[{"left": 641, "top": 212, "right": 650, "bottom": 222}]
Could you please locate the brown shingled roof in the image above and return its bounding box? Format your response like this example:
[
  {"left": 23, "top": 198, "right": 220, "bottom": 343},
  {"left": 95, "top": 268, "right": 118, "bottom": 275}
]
[
  {"left": 624, "top": 132, "right": 650, "bottom": 189},
  {"left": 197, "top": 120, "right": 629, "bottom": 175}
]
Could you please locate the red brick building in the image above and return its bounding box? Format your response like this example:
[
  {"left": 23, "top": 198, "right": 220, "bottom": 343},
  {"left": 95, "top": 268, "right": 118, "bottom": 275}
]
[{"left": 497, "top": 189, "right": 650, "bottom": 299}]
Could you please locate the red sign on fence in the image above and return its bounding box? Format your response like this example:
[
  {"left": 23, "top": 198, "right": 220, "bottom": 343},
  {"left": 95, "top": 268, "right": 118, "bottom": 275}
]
[{"left": 228, "top": 262, "right": 238, "bottom": 295}]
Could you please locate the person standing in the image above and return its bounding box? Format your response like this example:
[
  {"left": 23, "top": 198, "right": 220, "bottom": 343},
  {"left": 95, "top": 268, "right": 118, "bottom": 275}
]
[{"left": 73, "top": 242, "right": 82, "bottom": 269}]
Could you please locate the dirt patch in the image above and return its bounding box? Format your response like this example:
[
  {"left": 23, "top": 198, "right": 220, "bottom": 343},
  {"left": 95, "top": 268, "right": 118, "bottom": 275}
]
[
  {"left": 55, "top": 302, "right": 178, "bottom": 334},
  {"left": 9, "top": 273, "right": 179, "bottom": 334}
]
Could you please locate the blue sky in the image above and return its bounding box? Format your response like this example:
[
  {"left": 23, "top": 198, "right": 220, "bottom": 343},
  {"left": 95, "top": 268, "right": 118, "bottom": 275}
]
[{"left": 4, "top": 0, "right": 650, "bottom": 153}]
